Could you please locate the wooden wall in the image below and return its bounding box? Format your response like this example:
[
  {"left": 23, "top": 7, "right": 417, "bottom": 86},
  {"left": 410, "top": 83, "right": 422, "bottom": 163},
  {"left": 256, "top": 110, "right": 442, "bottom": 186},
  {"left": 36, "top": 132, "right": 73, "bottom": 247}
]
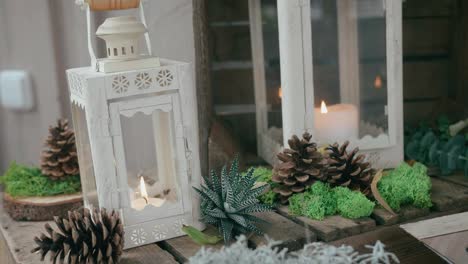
[{"left": 402, "top": 0, "right": 466, "bottom": 125}]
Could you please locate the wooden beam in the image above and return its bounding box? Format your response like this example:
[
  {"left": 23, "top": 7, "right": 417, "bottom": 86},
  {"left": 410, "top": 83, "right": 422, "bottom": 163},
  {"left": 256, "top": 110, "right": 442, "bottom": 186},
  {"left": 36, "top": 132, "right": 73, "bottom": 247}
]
[
  {"left": 193, "top": 0, "right": 213, "bottom": 175},
  {"left": 337, "top": 0, "right": 360, "bottom": 106},
  {"left": 248, "top": 0, "right": 268, "bottom": 157}
]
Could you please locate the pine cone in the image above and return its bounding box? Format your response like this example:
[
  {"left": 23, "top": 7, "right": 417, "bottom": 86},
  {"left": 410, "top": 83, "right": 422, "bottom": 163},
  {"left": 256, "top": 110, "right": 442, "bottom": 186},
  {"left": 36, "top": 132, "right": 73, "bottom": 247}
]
[
  {"left": 272, "top": 132, "right": 327, "bottom": 204},
  {"left": 326, "top": 141, "right": 374, "bottom": 197},
  {"left": 41, "top": 119, "right": 79, "bottom": 180},
  {"left": 32, "top": 208, "right": 124, "bottom": 264}
]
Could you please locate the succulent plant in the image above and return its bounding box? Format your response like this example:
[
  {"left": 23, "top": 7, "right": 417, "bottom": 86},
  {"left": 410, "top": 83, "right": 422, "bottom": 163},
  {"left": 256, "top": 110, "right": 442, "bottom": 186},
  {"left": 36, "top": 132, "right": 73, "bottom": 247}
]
[{"left": 194, "top": 158, "right": 273, "bottom": 243}]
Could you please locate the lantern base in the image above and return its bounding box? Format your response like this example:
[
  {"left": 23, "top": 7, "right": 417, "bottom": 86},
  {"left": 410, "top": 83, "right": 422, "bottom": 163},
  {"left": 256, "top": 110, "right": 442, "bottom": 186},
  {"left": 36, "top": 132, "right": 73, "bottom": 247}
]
[{"left": 97, "top": 56, "right": 161, "bottom": 73}]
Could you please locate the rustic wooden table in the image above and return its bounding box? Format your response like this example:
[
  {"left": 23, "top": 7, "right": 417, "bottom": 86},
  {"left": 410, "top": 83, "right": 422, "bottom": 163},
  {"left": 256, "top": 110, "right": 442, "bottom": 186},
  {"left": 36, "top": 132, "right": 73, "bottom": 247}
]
[{"left": 1, "top": 175, "right": 467, "bottom": 263}]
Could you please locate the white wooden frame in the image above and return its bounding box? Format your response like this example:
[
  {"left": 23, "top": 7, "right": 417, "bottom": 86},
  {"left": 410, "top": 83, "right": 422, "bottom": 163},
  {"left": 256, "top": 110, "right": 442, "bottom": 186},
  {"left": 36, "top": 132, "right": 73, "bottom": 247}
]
[
  {"left": 252, "top": 0, "right": 403, "bottom": 168},
  {"left": 67, "top": 59, "right": 204, "bottom": 249}
]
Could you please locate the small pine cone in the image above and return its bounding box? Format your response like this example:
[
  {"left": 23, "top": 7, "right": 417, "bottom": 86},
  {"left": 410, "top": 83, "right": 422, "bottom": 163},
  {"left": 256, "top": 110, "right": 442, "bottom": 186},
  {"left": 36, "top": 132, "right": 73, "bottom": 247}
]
[
  {"left": 272, "top": 132, "right": 327, "bottom": 204},
  {"left": 41, "top": 119, "right": 79, "bottom": 180},
  {"left": 32, "top": 208, "right": 124, "bottom": 264},
  {"left": 326, "top": 141, "right": 374, "bottom": 197}
]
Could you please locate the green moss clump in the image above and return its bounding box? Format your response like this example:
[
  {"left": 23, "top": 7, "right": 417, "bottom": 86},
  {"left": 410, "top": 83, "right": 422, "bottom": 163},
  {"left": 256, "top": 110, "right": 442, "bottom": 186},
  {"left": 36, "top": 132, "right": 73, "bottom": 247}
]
[
  {"left": 334, "top": 187, "right": 375, "bottom": 219},
  {"left": 290, "top": 182, "right": 337, "bottom": 219},
  {"left": 258, "top": 190, "right": 277, "bottom": 206},
  {"left": 0, "top": 162, "right": 81, "bottom": 197},
  {"left": 245, "top": 167, "right": 278, "bottom": 205},
  {"left": 378, "top": 162, "right": 432, "bottom": 211},
  {"left": 288, "top": 182, "right": 374, "bottom": 220},
  {"left": 249, "top": 167, "right": 273, "bottom": 183}
]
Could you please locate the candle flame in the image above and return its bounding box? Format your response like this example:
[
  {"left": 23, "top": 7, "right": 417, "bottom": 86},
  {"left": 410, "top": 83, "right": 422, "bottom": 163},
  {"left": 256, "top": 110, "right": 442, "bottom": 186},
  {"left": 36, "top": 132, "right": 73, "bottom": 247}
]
[
  {"left": 321, "top": 101, "right": 328, "bottom": 114},
  {"left": 374, "top": 75, "right": 382, "bottom": 89},
  {"left": 139, "top": 177, "right": 149, "bottom": 204},
  {"left": 278, "top": 87, "right": 282, "bottom": 98}
]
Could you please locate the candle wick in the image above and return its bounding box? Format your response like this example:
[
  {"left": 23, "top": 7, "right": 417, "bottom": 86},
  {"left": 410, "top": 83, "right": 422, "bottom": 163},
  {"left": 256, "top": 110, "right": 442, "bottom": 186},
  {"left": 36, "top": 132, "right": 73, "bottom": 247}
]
[{"left": 143, "top": 196, "right": 148, "bottom": 204}]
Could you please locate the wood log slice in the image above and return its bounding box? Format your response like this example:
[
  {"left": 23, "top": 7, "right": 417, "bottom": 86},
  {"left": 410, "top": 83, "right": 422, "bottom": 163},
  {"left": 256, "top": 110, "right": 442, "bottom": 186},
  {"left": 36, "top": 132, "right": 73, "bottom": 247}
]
[{"left": 3, "top": 193, "right": 83, "bottom": 221}]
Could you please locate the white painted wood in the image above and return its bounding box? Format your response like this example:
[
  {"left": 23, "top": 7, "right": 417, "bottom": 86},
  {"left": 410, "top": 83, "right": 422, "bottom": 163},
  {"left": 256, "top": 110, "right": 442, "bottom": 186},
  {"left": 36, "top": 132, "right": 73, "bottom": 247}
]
[
  {"left": 401, "top": 212, "right": 468, "bottom": 239},
  {"left": 337, "top": 0, "right": 361, "bottom": 107},
  {"left": 249, "top": 0, "right": 268, "bottom": 156},
  {"left": 277, "top": 0, "right": 314, "bottom": 147}
]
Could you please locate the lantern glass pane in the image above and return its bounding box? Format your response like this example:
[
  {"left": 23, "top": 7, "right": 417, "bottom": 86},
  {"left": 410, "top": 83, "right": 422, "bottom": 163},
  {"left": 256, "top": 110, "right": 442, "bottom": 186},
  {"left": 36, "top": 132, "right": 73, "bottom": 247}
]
[
  {"left": 311, "top": 0, "right": 389, "bottom": 144},
  {"left": 262, "top": 0, "right": 282, "bottom": 131},
  {"left": 120, "top": 109, "right": 179, "bottom": 210},
  {"left": 71, "top": 103, "right": 99, "bottom": 209}
]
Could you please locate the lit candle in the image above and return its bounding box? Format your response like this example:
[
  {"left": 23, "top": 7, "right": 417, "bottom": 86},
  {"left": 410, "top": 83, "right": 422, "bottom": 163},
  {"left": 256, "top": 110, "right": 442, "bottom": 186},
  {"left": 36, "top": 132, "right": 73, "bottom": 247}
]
[
  {"left": 314, "top": 101, "right": 359, "bottom": 144},
  {"left": 132, "top": 177, "right": 165, "bottom": 210}
]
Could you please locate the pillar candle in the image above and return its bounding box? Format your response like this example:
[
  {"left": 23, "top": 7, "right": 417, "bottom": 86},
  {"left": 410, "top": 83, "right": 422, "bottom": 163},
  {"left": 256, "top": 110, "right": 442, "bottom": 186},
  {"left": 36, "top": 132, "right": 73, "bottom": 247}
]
[{"left": 314, "top": 102, "right": 359, "bottom": 144}]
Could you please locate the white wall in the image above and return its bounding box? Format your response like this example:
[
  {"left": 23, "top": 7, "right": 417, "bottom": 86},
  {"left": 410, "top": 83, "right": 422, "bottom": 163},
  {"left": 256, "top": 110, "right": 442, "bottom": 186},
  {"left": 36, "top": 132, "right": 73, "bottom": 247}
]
[{"left": 0, "top": 0, "right": 196, "bottom": 172}]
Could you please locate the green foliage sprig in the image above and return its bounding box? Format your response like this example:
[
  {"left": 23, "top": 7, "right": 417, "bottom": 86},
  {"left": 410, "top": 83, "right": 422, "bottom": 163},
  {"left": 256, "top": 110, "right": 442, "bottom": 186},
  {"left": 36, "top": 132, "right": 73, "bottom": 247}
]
[
  {"left": 288, "top": 182, "right": 375, "bottom": 220},
  {"left": 0, "top": 162, "right": 81, "bottom": 197},
  {"left": 194, "top": 158, "right": 273, "bottom": 243},
  {"left": 377, "top": 162, "right": 432, "bottom": 211},
  {"left": 405, "top": 116, "right": 468, "bottom": 176}
]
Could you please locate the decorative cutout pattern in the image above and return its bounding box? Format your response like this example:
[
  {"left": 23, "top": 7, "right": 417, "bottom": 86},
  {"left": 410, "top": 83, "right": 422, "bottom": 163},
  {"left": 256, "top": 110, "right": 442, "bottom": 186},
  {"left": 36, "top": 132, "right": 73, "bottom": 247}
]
[
  {"left": 135, "top": 72, "right": 153, "bottom": 90},
  {"left": 130, "top": 228, "right": 147, "bottom": 246},
  {"left": 152, "top": 224, "right": 168, "bottom": 240},
  {"left": 156, "top": 69, "right": 174, "bottom": 87},
  {"left": 171, "top": 219, "right": 186, "bottom": 236},
  {"left": 112, "top": 75, "right": 130, "bottom": 94},
  {"left": 68, "top": 72, "right": 86, "bottom": 98}
]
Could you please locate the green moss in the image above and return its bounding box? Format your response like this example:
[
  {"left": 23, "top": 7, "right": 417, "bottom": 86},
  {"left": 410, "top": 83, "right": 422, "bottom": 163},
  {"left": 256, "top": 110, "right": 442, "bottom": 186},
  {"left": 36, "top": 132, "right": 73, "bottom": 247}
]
[
  {"left": 248, "top": 167, "right": 273, "bottom": 183},
  {"left": 378, "top": 162, "right": 432, "bottom": 211},
  {"left": 244, "top": 167, "right": 278, "bottom": 205},
  {"left": 0, "top": 162, "right": 81, "bottom": 197},
  {"left": 334, "top": 187, "right": 375, "bottom": 219},
  {"left": 258, "top": 190, "right": 277, "bottom": 206},
  {"left": 288, "top": 182, "right": 374, "bottom": 220}
]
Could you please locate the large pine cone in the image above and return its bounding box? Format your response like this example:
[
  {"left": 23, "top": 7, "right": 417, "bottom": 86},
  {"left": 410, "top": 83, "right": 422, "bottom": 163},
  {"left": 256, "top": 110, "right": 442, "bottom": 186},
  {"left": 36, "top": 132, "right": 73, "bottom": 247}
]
[
  {"left": 272, "top": 132, "right": 327, "bottom": 204},
  {"left": 32, "top": 208, "right": 124, "bottom": 264},
  {"left": 326, "top": 141, "right": 374, "bottom": 197},
  {"left": 41, "top": 119, "right": 79, "bottom": 180}
]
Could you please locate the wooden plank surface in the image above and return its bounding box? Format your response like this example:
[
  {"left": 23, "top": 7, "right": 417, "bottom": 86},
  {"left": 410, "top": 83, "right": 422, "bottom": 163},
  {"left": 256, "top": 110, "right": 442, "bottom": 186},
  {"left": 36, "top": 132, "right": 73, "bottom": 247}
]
[
  {"left": 0, "top": 193, "right": 178, "bottom": 264},
  {"left": 159, "top": 225, "right": 223, "bottom": 263},
  {"left": 331, "top": 226, "right": 446, "bottom": 264},
  {"left": 372, "top": 206, "right": 430, "bottom": 226},
  {"left": 121, "top": 244, "right": 177, "bottom": 264},
  {"left": 434, "top": 173, "right": 468, "bottom": 188},
  {"left": 401, "top": 212, "right": 468, "bottom": 239},
  {"left": 250, "top": 212, "right": 316, "bottom": 251},
  {"left": 422, "top": 231, "right": 468, "bottom": 263},
  {"left": 431, "top": 178, "right": 468, "bottom": 212},
  {"left": 277, "top": 206, "right": 376, "bottom": 242}
]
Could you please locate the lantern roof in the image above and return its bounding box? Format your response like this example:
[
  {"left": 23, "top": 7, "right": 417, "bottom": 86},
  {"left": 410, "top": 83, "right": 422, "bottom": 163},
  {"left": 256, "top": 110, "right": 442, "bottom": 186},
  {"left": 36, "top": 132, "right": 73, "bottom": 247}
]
[{"left": 96, "top": 16, "right": 147, "bottom": 36}]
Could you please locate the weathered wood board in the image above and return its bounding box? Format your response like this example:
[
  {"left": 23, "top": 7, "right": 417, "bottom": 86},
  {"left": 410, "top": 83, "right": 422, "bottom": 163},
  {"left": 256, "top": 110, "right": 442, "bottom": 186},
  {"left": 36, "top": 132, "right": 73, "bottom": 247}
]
[
  {"left": 158, "top": 225, "right": 224, "bottom": 263},
  {"left": 434, "top": 172, "right": 468, "bottom": 188},
  {"left": 430, "top": 177, "right": 468, "bottom": 212},
  {"left": 371, "top": 206, "right": 430, "bottom": 226},
  {"left": 331, "top": 226, "right": 446, "bottom": 264},
  {"left": 277, "top": 206, "right": 376, "bottom": 242},
  {"left": 401, "top": 212, "right": 468, "bottom": 239},
  {"left": 250, "top": 212, "right": 316, "bottom": 251},
  {"left": 120, "top": 244, "right": 177, "bottom": 264}
]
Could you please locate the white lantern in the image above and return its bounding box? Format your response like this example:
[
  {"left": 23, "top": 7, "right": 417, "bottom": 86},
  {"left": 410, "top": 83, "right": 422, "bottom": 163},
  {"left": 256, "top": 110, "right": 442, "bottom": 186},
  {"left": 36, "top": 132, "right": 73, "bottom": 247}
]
[
  {"left": 250, "top": 0, "right": 404, "bottom": 168},
  {"left": 68, "top": 2, "right": 204, "bottom": 249}
]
